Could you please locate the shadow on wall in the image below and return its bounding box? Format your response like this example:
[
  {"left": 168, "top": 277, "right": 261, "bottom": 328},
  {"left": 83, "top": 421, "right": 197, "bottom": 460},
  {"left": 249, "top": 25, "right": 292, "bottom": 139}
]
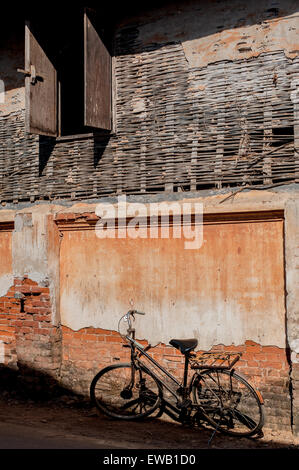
[
  {"left": 38, "top": 133, "right": 112, "bottom": 184},
  {"left": 2, "top": 1, "right": 298, "bottom": 92},
  {"left": 39, "top": 136, "right": 56, "bottom": 176},
  {"left": 114, "top": 0, "right": 299, "bottom": 56}
]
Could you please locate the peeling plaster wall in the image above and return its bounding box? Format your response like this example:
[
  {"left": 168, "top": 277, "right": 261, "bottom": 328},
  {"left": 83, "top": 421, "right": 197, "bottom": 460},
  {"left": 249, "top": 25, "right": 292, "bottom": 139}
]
[
  {"left": 0, "top": 0, "right": 298, "bottom": 431},
  {"left": 133, "top": 0, "right": 299, "bottom": 67},
  {"left": 285, "top": 198, "right": 299, "bottom": 434},
  {"left": 59, "top": 210, "right": 285, "bottom": 351},
  {"left": 12, "top": 212, "right": 48, "bottom": 284},
  {"left": 0, "top": 230, "right": 13, "bottom": 297},
  {"left": 0, "top": 188, "right": 297, "bottom": 431},
  {"left": 285, "top": 199, "right": 299, "bottom": 358},
  {"left": 9, "top": 207, "right": 60, "bottom": 326}
]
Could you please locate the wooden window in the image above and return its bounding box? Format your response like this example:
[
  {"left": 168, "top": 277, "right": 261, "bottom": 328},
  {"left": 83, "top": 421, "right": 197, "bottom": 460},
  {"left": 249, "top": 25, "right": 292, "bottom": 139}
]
[
  {"left": 23, "top": 21, "right": 58, "bottom": 136},
  {"left": 21, "top": 8, "right": 112, "bottom": 137}
]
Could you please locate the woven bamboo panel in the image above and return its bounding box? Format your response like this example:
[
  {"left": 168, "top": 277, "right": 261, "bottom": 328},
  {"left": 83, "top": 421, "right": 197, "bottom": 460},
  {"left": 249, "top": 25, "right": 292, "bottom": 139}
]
[{"left": 0, "top": 36, "right": 297, "bottom": 203}]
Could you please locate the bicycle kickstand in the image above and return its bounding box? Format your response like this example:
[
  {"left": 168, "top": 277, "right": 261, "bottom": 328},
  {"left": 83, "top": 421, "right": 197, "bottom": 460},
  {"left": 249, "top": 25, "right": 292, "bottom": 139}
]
[{"left": 207, "top": 424, "right": 219, "bottom": 447}]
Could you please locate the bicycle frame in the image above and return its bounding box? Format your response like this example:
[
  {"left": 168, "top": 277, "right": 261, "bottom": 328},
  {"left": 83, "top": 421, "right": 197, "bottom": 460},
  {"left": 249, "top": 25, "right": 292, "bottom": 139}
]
[
  {"left": 126, "top": 334, "right": 193, "bottom": 406},
  {"left": 91, "top": 310, "right": 264, "bottom": 437}
]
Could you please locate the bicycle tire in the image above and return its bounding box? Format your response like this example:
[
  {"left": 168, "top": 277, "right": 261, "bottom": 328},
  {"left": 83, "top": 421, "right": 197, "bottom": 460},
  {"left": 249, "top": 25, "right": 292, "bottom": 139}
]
[
  {"left": 192, "top": 369, "right": 264, "bottom": 437},
  {"left": 90, "top": 362, "right": 162, "bottom": 420}
]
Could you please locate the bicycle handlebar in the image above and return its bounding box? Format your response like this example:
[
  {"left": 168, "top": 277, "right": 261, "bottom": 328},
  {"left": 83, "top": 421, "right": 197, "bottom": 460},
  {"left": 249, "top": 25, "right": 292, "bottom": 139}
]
[
  {"left": 118, "top": 310, "right": 146, "bottom": 337},
  {"left": 126, "top": 310, "right": 145, "bottom": 328},
  {"left": 130, "top": 310, "right": 145, "bottom": 315},
  {"left": 129, "top": 310, "right": 145, "bottom": 316}
]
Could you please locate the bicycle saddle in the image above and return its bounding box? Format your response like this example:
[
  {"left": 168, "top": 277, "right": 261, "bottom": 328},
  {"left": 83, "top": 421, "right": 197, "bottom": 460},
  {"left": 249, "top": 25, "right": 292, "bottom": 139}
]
[{"left": 169, "top": 338, "right": 198, "bottom": 355}]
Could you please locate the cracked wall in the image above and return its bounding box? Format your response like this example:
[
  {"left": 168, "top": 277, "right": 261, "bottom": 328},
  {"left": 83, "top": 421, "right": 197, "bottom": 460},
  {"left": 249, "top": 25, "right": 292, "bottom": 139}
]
[
  {"left": 133, "top": 0, "right": 299, "bottom": 66},
  {"left": 0, "top": 0, "right": 298, "bottom": 434},
  {"left": 0, "top": 187, "right": 298, "bottom": 432},
  {"left": 58, "top": 214, "right": 285, "bottom": 350}
]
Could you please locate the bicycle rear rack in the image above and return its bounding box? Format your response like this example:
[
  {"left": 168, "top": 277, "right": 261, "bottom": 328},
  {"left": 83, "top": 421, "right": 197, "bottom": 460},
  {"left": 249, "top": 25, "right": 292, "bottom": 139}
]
[{"left": 189, "top": 351, "right": 242, "bottom": 370}]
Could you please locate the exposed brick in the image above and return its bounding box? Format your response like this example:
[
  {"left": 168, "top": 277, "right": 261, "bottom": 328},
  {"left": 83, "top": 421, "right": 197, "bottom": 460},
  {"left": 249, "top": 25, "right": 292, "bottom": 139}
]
[
  {"left": 105, "top": 335, "right": 124, "bottom": 343},
  {"left": 33, "top": 314, "right": 51, "bottom": 322},
  {"left": 22, "top": 278, "right": 38, "bottom": 286},
  {"left": 58, "top": 327, "right": 293, "bottom": 433},
  {"left": 0, "top": 278, "right": 293, "bottom": 434},
  {"left": 0, "top": 278, "right": 60, "bottom": 382}
]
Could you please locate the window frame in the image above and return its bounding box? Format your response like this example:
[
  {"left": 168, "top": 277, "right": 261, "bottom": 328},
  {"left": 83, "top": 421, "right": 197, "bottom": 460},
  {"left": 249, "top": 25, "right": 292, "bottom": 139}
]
[{"left": 23, "top": 8, "right": 114, "bottom": 139}]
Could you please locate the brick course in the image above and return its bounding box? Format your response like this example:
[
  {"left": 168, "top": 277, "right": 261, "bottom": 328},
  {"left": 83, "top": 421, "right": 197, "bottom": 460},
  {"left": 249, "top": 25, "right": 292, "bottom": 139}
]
[
  {"left": 0, "top": 277, "right": 61, "bottom": 379},
  {"left": 60, "top": 326, "right": 291, "bottom": 431},
  {"left": 0, "top": 278, "right": 292, "bottom": 432}
]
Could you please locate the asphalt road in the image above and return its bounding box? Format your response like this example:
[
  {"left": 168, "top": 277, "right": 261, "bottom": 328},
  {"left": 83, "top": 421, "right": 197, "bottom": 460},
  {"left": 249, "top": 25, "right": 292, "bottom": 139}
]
[
  {"left": 0, "top": 421, "right": 117, "bottom": 449},
  {"left": 0, "top": 396, "right": 298, "bottom": 453}
]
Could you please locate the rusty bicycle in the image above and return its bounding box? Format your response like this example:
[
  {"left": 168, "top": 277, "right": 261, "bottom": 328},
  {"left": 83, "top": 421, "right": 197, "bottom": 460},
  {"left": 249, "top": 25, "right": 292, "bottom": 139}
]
[{"left": 90, "top": 310, "right": 264, "bottom": 438}]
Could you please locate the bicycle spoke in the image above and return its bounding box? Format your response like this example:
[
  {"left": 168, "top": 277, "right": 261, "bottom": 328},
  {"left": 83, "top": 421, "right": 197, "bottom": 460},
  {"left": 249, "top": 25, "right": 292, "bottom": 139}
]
[
  {"left": 120, "top": 398, "right": 141, "bottom": 411},
  {"left": 192, "top": 369, "right": 264, "bottom": 437},
  {"left": 229, "top": 408, "right": 257, "bottom": 430},
  {"left": 90, "top": 363, "right": 161, "bottom": 420}
]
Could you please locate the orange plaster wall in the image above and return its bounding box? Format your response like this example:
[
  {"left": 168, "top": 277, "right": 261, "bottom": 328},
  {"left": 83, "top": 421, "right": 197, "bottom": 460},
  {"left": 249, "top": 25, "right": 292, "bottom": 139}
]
[
  {"left": 0, "top": 230, "right": 12, "bottom": 279},
  {"left": 59, "top": 218, "right": 285, "bottom": 350}
]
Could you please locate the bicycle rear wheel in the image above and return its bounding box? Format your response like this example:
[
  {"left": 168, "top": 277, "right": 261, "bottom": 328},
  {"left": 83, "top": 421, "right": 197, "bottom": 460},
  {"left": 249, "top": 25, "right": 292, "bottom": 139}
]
[
  {"left": 90, "top": 362, "right": 162, "bottom": 420},
  {"left": 192, "top": 369, "right": 264, "bottom": 437}
]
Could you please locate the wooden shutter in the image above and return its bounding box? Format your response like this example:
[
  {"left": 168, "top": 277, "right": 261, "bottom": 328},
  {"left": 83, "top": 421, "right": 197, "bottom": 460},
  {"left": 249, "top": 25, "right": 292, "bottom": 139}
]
[
  {"left": 84, "top": 10, "right": 112, "bottom": 131},
  {"left": 25, "top": 21, "right": 57, "bottom": 136}
]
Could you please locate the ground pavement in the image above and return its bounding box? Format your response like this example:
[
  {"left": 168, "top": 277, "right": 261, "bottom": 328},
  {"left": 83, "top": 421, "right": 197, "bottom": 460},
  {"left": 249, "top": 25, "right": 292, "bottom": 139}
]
[{"left": 0, "top": 392, "right": 298, "bottom": 451}]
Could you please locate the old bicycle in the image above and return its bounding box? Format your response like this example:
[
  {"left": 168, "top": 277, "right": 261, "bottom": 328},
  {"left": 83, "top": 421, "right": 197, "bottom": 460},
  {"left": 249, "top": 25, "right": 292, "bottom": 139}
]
[{"left": 90, "top": 310, "right": 264, "bottom": 437}]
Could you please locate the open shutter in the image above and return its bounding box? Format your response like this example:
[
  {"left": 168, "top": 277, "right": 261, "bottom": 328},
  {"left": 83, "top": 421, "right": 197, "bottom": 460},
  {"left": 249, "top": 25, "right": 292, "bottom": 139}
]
[
  {"left": 24, "top": 21, "right": 57, "bottom": 137},
  {"left": 84, "top": 10, "right": 112, "bottom": 131}
]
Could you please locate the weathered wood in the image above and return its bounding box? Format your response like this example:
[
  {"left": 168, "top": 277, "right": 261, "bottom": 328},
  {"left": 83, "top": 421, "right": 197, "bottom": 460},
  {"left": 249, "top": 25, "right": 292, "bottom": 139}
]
[
  {"left": 25, "top": 21, "right": 57, "bottom": 137},
  {"left": 84, "top": 10, "right": 112, "bottom": 130},
  {"left": 263, "top": 89, "right": 273, "bottom": 184}
]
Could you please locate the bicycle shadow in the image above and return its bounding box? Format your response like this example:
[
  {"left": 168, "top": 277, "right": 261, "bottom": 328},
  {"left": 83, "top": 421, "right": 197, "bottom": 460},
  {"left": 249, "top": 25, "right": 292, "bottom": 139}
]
[
  {"left": 88, "top": 408, "right": 295, "bottom": 450},
  {"left": 0, "top": 364, "right": 297, "bottom": 450}
]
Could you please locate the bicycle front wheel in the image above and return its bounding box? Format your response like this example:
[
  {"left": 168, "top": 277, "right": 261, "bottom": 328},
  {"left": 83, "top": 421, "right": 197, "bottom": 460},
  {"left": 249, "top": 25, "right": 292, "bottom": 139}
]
[
  {"left": 90, "top": 363, "right": 162, "bottom": 420},
  {"left": 192, "top": 369, "right": 264, "bottom": 437}
]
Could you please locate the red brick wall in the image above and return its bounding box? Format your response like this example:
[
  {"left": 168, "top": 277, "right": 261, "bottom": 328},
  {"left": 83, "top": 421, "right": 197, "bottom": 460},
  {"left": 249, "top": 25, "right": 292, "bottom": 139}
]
[
  {"left": 0, "top": 277, "right": 61, "bottom": 376},
  {"left": 0, "top": 285, "right": 18, "bottom": 367},
  {"left": 216, "top": 341, "right": 291, "bottom": 431},
  {"left": 60, "top": 326, "right": 291, "bottom": 431},
  {"left": 0, "top": 276, "right": 292, "bottom": 431},
  {"left": 0, "top": 287, "right": 291, "bottom": 432}
]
